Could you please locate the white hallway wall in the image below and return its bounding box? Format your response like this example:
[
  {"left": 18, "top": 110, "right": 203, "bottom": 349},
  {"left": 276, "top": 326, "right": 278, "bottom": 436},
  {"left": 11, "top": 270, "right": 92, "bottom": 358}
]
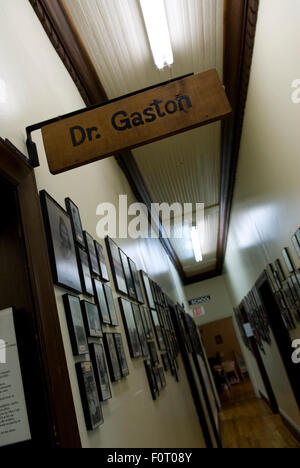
[
  {"left": 0, "top": 0, "right": 206, "bottom": 448},
  {"left": 224, "top": 0, "right": 300, "bottom": 431}
]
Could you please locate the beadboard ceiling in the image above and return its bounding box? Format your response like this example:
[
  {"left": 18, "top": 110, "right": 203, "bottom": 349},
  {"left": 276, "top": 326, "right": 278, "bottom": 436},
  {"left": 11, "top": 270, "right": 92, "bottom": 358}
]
[{"left": 63, "top": 0, "right": 224, "bottom": 278}]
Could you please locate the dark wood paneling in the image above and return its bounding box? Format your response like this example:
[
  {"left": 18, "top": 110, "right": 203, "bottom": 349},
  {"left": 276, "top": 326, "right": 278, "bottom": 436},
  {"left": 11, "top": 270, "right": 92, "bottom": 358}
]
[
  {"left": 0, "top": 139, "right": 81, "bottom": 448},
  {"left": 217, "top": 0, "right": 260, "bottom": 274}
]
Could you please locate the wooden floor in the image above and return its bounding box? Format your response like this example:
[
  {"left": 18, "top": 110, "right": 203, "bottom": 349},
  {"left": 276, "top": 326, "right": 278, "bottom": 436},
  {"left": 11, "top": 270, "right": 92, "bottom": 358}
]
[{"left": 219, "top": 381, "right": 299, "bottom": 449}]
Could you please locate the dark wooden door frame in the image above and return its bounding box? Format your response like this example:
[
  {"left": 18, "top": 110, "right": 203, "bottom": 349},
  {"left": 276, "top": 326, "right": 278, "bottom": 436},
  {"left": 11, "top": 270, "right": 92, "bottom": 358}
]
[
  {"left": 0, "top": 138, "right": 81, "bottom": 448},
  {"left": 256, "top": 272, "right": 300, "bottom": 409},
  {"left": 240, "top": 302, "right": 279, "bottom": 414},
  {"left": 27, "top": 0, "right": 260, "bottom": 285}
]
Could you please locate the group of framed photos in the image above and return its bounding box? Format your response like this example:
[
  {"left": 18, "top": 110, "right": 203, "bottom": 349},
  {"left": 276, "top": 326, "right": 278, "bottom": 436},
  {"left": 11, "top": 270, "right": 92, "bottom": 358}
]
[
  {"left": 266, "top": 233, "right": 300, "bottom": 331},
  {"left": 63, "top": 293, "right": 130, "bottom": 430},
  {"left": 106, "top": 237, "right": 144, "bottom": 303}
]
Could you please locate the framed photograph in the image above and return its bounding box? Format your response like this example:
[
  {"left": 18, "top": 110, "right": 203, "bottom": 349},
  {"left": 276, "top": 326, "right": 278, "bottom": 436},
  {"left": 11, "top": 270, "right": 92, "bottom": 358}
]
[
  {"left": 289, "top": 275, "right": 300, "bottom": 300},
  {"left": 114, "top": 333, "right": 130, "bottom": 377},
  {"left": 148, "top": 341, "right": 159, "bottom": 366},
  {"left": 103, "top": 284, "right": 119, "bottom": 326},
  {"left": 81, "top": 300, "right": 102, "bottom": 338},
  {"left": 283, "top": 281, "right": 297, "bottom": 309},
  {"left": 65, "top": 197, "right": 85, "bottom": 248},
  {"left": 77, "top": 247, "right": 94, "bottom": 296},
  {"left": 63, "top": 294, "right": 88, "bottom": 356},
  {"left": 105, "top": 237, "right": 128, "bottom": 295},
  {"left": 292, "top": 234, "right": 300, "bottom": 258},
  {"left": 94, "top": 241, "right": 110, "bottom": 282},
  {"left": 153, "top": 367, "right": 162, "bottom": 393},
  {"left": 84, "top": 232, "right": 100, "bottom": 277},
  {"left": 118, "top": 298, "right": 142, "bottom": 358},
  {"left": 150, "top": 309, "right": 166, "bottom": 351},
  {"left": 144, "top": 360, "right": 158, "bottom": 401},
  {"left": 75, "top": 361, "right": 104, "bottom": 431},
  {"left": 132, "top": 304, "right": 149, "bottom": 357},
  {"left": 275, "top": 259, "right": 286, "bottom": 282},
  {"left": 296, "top": 228, "right": 300, "bottom": 246},
  {"left": 89, "top": 343, "right": 112, "bottom": 402},
  {"left": 128, "top": 258, "right": 144, "bottom": 304},
  {"left": 93, "top": 279, "right": 111, "bottom": 325},
  {"left": 282, "top": 247, "right": 295, "bottom": 273},
  {"left": 119, "top": 250, "right": 137, "bottom": 300},
  {"left": 103, "top": 333, "right": 122, "bottom": 382},
  {"left": 140, "top": 306, "right": 153, "bottom": 340},
  {"left": 158, "top": 367, "right": 166, "bottom": 389},
  {"left": 141, "top": 271, "right": 155, "bottom": 309},
  {"left": 269, "top": 264, "right": 282, "bottom": 291},
  {"left": 161, "top": 353, "right": 170, "bottom": 372},
  {"left": 40, "top": 190, "right": 82, "bottom": 293}
]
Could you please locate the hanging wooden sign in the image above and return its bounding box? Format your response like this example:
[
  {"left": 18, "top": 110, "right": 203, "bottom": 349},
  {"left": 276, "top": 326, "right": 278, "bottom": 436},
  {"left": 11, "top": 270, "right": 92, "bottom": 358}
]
[{"left": 41, "top": 69, "right": 231, "bottom": 174}]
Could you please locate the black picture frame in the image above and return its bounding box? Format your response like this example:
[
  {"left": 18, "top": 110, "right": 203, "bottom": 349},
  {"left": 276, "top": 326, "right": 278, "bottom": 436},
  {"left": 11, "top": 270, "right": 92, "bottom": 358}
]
[
  {"left": 128, "top": 258, "right": 144, "bottom": 304},
  {"left": 118, "top": 298, "right": 142, "bottom": 358},
  {"left": 89, "top": 343, "right": 112, "bottom": 402},
  {"left": 269, "top": 264, "right": 282, "bottom": 291},
  {"left": 132, "top": 303, "right": 149, "bottom": 357},
  {"left": 105, "top": 237, "right": 128, "bottom": 295},
  {"left": 144, "top": 360, "right": 158, "bottom": 401},
  {"left": 103, "top": 333, "right": 122, "bottom": 382},
  {"left": 77, "top": 247, "right": 94, "bottom": 296},
  {"left": 84, "top": 231, "right": 101, "bottom": 276},
  {"left": 65, "top": 197, "right": 85, "bottom": 248},
  {"left": 119, "top": 250, "right": 137, "bottom": 300},
  {"left": 140, "top": 306, "right": 153, "bottom": 340},
  {"left": 75, "top": 361, "right": 104, "bottom": 431},
  {"left": 292, "top": 234, "right": 300, "bottom": 259},
  {"left": 141, "top": 271, "right": 155, "bottom": 309},
  {"left": 153, "top": 367, "right": 162, "bottom": 393},
  {"left": 81, "top": 300, "right": 102, "bottom": 338},
  {"left": 296, "top": 228, "right": 300, "bottom": 247},
  {"left": 40, "top": 190, "right": 82, "bottom": 294},
  {"left": 161, "top": 353, "right": 170, "bottom": 372},
  {"left": 158, "top": 367, "right": 166, "bottom": 389},
  {"left": 103, "top": 284, "right": 119, "bottom": 326},
  {"left": 282, "top": 247, "right": 295, "bottom": 273},
  {"left": 150, "top": 309, "right": 166, "bottom": 351},
  {"left": 63, "top": 294, "right": 88, "bottom": 356},
  {"left": 113, "top": 333, "right": 130, "bottom": 377},
  {"left": 275, "top": 258, "right": 286, "bottom": 282},
  {"left": 94, "top": 240, "right": 110, "bottom": 282},
  {"left": 93, "top": 279, "right": 111, "bottom": 325},
  {"left": 148, "top": 341, "right": 159, "bottom": 366}
]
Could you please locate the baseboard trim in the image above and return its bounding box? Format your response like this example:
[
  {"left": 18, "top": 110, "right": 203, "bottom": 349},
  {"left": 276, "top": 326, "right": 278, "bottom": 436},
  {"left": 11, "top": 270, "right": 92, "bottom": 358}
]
[
  {"left": 280, "top": 410, "right": 300, "bottom": 445},
  {"left": 259, "top": 391, "right": 279, "bottom": 414}
]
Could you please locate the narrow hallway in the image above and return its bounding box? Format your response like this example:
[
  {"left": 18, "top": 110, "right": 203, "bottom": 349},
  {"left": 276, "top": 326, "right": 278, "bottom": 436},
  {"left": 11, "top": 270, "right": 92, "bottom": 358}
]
[{"left": 219, "top": 383, "right": 299, "bottom": 449}]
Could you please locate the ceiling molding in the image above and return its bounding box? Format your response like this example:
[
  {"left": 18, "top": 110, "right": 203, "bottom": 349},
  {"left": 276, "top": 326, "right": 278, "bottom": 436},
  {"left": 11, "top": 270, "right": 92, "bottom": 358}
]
[
  {"left": 28, "top": 0, "right": 260, "bottom": 285},
  {"left": 217, "top": 0, "right": 260, "bottom": 274}
]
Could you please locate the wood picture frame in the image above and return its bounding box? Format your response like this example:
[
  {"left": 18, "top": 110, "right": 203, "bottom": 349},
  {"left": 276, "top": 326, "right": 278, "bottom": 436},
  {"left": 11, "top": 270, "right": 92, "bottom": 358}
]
[
  {"left": 63, "top": 294, "right": 88, "bottom": 356},
  {"left": 40, "top": 190, "right": 82, "bottom": 294}
]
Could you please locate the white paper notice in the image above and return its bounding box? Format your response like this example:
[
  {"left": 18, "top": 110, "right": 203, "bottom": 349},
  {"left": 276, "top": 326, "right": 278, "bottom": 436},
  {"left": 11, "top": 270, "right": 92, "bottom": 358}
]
[{"left": 0, "top": 308, "right": 31, "bottom": 447}]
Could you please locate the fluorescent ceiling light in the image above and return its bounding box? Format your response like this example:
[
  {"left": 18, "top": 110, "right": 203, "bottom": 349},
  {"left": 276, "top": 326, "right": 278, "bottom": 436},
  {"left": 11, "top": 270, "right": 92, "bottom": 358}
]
[
  {"left": 140, "top": 0, "right": 174, "bottom": 70},
  {"left": 191, "top": 226, "right": 203, "bottom": 263},
  {"left": 0, "top": 79, "right": 6, "bottom": 104}
]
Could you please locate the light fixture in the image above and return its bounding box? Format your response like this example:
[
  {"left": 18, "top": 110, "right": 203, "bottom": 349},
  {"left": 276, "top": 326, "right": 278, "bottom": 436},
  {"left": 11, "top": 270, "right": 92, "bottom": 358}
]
[
  {"left": 0, "top": 79, "right": 6, "bottom": 104},
  {"left": 191, "top": 226, "right": 203, "bottom": 263},
  {"left": 140, "top": 0, "right": 174, "bottom": 70}
]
